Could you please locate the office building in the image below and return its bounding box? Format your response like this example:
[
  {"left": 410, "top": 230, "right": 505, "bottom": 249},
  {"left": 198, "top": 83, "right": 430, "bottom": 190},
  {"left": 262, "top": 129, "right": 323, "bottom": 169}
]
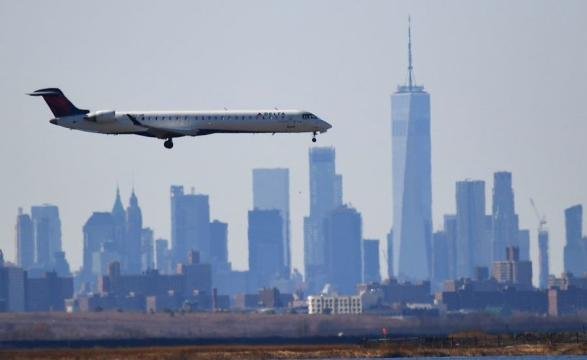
[
  {"left": 518, "top": 229, "right": 530, "bottom": 261},
  {"left": 432, "top": 230, "right": 449, "bottom": 290},
  {"left": 391, "top": 21, "right": 432, "bottom": 281},
  {"left": 443, "top": 215, "right": 458, "bottom": 280},
  {"left": 324, "top": 205, "right": 362, "bottom": 295},
  {"left": 386, "top": 230, "right": 394, "bottom": 279},
  {"left": 15, "top": 209, "right": 34, "bottom": 270},
  {"left": 304, "top": 147, "right": 340, "bottom": 293},
  {"left": 564, "top": 205, "right": 585, "bottom": 276},
  {"left": 363, "top": 239, "right": 381, "bottom": 284},
  {"left": 210, "top": 220, "right": 228, "bottom": 264},
  {"left": 0, "top": 259, "right": 26, "bottom": 312},
  {"left": 491, "top": 246, "right": 533, "bottom": 290},
  {"left": 155, "top": 239, "right": 171, "bottom": 274},
  {"left": 171, "top": 186, "right": 211, "bottom": 265},
  {"left": 26, "top": 271, "right": 73, "bottom": 312},
  {"left": 82, "top": 212, "right": 115, "bottom": 279},
  {"left": 253, "top": 168, "right": 291, "bottom": 275},
  {"left": 492, "top": 172, "right": 520, "bottom": 261},
  {"left": 111, "top": 188, "right": 127, "bottom": 256},
  {"left": 141, "top": 227, "right": 154, "bottom": 271},
  {"left": 31, "top": 204, "right": 62, "bottom": 269},
  {"left": 308, "top": 294, "right": 362, "bottom": 314},
  {"left": 538, "top": 229, "right": 550, "bottom": 290},
  {"left": 456, "top": 180, "right": 488, "bottom": 278},
  {"left": 52, "top": 251, "right": 71, "bottom": 277},
  {"left": 248, "top": 209, "right": 284, "bottom": 288},
  {"left": 125, "top": 190, "right": 143, "bottom": 273}
]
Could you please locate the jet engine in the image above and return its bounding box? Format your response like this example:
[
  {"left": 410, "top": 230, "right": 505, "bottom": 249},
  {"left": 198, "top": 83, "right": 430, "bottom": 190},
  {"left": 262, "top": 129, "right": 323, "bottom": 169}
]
[{"left": 86, "top": 110, "right": 116, "bottom": 123}]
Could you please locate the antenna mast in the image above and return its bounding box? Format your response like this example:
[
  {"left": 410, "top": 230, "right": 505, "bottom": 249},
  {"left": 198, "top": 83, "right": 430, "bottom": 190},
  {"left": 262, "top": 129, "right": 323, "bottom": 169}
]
[{"left": 408, "top": 16, "right": 414, "bottom": 90}]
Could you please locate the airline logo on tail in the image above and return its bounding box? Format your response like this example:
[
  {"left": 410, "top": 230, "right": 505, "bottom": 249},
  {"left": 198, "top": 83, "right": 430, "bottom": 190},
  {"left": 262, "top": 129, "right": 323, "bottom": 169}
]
[{"left": 28, "top": 88, "right": 89, "bottom": 117}]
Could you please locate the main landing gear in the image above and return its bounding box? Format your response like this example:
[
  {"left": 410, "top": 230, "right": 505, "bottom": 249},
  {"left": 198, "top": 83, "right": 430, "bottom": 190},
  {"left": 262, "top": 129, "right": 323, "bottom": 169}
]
[
  {"left": 164, "top": 138, "right": 174, "bottom": 149},
  {"left": 312, "top": 131, "right": 317, "bottom": 143}
]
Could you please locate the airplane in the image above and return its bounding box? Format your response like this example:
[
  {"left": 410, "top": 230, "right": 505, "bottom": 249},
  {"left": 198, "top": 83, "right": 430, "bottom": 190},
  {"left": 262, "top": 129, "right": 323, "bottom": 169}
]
[{"left": 29, "top": 88, "right": 332, "bottom": 149}]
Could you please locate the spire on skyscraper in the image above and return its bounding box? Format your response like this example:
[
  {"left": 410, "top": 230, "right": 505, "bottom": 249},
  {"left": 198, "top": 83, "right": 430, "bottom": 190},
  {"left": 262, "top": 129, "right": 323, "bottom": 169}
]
[
  {"left": 407, "top": 16, "right": 414, "bottom": 90},
  {"left": 112, "top": 187, "right": 125, "bottom": 215},
  {"left": 129, "top": 187, "right": 138, "bottom": 207}
]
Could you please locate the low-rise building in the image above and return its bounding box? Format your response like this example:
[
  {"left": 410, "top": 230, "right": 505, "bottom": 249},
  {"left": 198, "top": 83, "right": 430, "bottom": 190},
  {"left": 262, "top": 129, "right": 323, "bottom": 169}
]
[{"left": 307, "top": 294, "right": 362, "bottom": 314}]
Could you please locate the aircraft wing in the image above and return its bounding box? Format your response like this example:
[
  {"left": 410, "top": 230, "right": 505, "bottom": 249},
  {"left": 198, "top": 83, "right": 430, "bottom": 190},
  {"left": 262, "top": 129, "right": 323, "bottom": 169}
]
[{"left": 126, "top": 114, "right": 192, "bottom": 138}]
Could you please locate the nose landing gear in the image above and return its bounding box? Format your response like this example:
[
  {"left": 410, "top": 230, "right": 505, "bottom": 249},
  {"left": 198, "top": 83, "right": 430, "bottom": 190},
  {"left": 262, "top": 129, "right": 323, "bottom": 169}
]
[
  {"left": 312, "top": 131, "right": 317, "bottom": 143},
  {"left": 164, "top": 138, "right": 174, "bottom": 149}
]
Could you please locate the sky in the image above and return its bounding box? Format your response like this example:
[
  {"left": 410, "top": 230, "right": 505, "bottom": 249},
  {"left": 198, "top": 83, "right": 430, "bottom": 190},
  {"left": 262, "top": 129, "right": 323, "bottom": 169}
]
[{"left": 0, "top": 0, "right": 586, "bottom": 284}]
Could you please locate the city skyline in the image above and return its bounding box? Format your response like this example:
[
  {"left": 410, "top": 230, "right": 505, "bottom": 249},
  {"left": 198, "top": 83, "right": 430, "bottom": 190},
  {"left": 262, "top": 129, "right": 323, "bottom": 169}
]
[{"left": 1, "top": 1, "right": 587, "bottom": 283}]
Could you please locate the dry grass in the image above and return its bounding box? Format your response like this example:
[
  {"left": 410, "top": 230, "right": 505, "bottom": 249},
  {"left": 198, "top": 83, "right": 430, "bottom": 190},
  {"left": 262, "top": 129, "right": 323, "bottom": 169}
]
[
  {"left": 1, "top": 342, "right": 587, "bottom": 359},
  {"left": 2, "top": 312, "right": 587, "bottom": 342}
]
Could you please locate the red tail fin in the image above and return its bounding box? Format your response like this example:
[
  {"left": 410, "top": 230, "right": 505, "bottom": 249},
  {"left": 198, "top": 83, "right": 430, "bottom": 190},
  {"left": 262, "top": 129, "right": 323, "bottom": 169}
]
[{"left": 29, "top": 88, "right": 89, "bottom": 117}]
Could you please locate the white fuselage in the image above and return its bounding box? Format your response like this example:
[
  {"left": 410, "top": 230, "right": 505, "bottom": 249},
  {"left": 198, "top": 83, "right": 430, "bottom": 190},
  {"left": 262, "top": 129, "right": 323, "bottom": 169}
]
[{"left": 51, "top": 109, "right": 331, "bottom": 138}]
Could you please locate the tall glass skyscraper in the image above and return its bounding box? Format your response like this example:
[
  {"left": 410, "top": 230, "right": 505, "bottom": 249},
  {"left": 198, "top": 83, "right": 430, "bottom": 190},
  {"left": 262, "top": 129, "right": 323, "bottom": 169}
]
[
  {"left": 391, "top": 20, "right": 432, "bottom": 280},
  {"left": 248, "top": 209, "right": 284, "bottom": 289},
  {"left": 15, "top": 208, "right": 34, "bottom": 270},
  {"left": 252, "top": 168, "right": 291, "bottom": 277},
  {"left": 492, "top": 171, "right": 520, "bottom": 261},
  {"left": 125, "top": 190, "right": 143, "bottom": 274},
  {"left": 171, "top": 186, "right": 211, "bottom": 265},
  {"left": 31, "top": 204, "right": 62, "bottom": 269},
  {"left": 455, "top": 180, "right": 488, "bottom": 278},
  {"left": 323, "top": 205, "right": 363, "bottom": 295},
  {"left": 538, "top": 229, "right": 549, "bottom": 289},
  {"left": 564, "top": 204, "right": 584, "bottom": 275},
  {"left": 304, "top": 147, "right": 339, "bottom": 293}
]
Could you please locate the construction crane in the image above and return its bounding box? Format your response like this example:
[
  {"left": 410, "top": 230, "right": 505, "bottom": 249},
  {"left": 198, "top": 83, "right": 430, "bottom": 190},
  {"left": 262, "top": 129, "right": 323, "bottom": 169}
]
[{"left": 530, "top": 198, "right": 547, "bottom": 232}]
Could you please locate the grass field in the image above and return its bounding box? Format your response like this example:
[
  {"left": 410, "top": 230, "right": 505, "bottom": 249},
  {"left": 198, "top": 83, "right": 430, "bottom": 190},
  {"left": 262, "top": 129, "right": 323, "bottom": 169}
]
[{"left": 2, "top": 342, "right": 587, "bottom": 359}]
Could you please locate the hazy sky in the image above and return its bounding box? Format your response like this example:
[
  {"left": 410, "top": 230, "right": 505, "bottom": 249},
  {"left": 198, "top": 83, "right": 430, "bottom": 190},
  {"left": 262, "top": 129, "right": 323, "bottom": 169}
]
[{"left": 1, "top": 1, "right": 586, "bottom": 283}]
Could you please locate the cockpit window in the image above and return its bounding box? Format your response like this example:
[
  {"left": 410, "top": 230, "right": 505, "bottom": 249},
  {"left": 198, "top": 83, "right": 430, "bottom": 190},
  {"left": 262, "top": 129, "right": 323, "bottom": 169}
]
[{"left": 302, "top": 113, "right": 317, "bottom": 119}]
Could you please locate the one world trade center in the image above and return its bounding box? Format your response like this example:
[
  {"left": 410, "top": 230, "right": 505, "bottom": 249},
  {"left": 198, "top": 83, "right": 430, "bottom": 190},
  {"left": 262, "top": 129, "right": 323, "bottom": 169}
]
[{"left": 390, "top": 18, "right": 432, "bottom": 281}]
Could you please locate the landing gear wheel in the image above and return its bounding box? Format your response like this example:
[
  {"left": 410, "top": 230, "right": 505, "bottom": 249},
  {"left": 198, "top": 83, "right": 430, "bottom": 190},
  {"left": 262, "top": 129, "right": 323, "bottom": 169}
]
[
  {"left": 164, "top": 138, "right": 174, "bottom": 149},
  {"left": 312, "top": 131, "right": 317, "bottom": 143}
]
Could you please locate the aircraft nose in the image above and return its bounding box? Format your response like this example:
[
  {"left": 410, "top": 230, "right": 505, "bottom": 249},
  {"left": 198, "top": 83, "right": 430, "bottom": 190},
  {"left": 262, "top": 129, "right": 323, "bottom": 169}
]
[
  {"left": 49, "top": 119, "right": 57, "bottom": 125},
  {"left": 322, "top": 120, "right": 332, "bottom": 130}
]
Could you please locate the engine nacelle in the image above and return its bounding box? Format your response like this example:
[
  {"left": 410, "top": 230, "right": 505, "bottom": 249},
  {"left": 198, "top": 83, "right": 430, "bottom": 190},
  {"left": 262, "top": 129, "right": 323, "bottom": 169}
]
[{"left": 87, "top": 110, "right": 116, "bottom": 123}]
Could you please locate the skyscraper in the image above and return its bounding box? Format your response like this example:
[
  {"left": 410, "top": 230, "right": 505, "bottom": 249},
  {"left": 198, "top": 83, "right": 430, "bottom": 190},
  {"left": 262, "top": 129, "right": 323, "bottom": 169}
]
[
  {"left": 432, "top": 230, "right": 449, "bottom": 290},
  {"left": 125, "top": 190, "right": 143, "bottom": 273},
  {"left": 455, "top": 180, "right": 488, "bottom": 278},
  {"left": 324, "top": 205, "right": 363, "bottom": 295},
  {"left": 210, "top": 220, "right": 228, "bottom": 264},
  {"left": 304, "top": 147, "right": 339, "bottom": 293},
  {"left": 111, "top": 188, "right": 127, "bottom": 256},
  {"left": 538, "top": 229, "right": 549, "bottom": 290},
  {"left": 443, "top": 215, "right": 458, "bottom": 280},
  {"left": 141, "top": 227, "right": 154, "bottom": 271},
  {"left": 363, "top": 239, "right": 381, "bottom": 284},
  {"left": 564, "top": 205, "right": 584, "bottom": 276},
  {"left": 386, "top": 230, "right": 394, "bottom": 279},
  {"left": 252, "top": 168, "right": 291, "bottom": 276},
  {"left": 155, "top": 238, "right": 171, "bottom": 274},
  {"left": 171, "top": 186, "right": 211, "bottom": 265},
  {"left": 391, "top": 19, "right": 432, "bottom": 281},
  {"left": 492, "top": 172, "right": 520, "bottom": 261},
  {"left": 248, "top": 209, "right": 284, "bottom": 288},
  {"left": 518, "top": 229, "right": 530, "bottom": 261},
  {"left": 31, "top": 204, "right": 62, "bottom": 269},
  {"left": 82, "top": 212, "right": 115, "bottom": 280},
  {"left": 15, "top": 208, "right": 34, "bottom": 270}
]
